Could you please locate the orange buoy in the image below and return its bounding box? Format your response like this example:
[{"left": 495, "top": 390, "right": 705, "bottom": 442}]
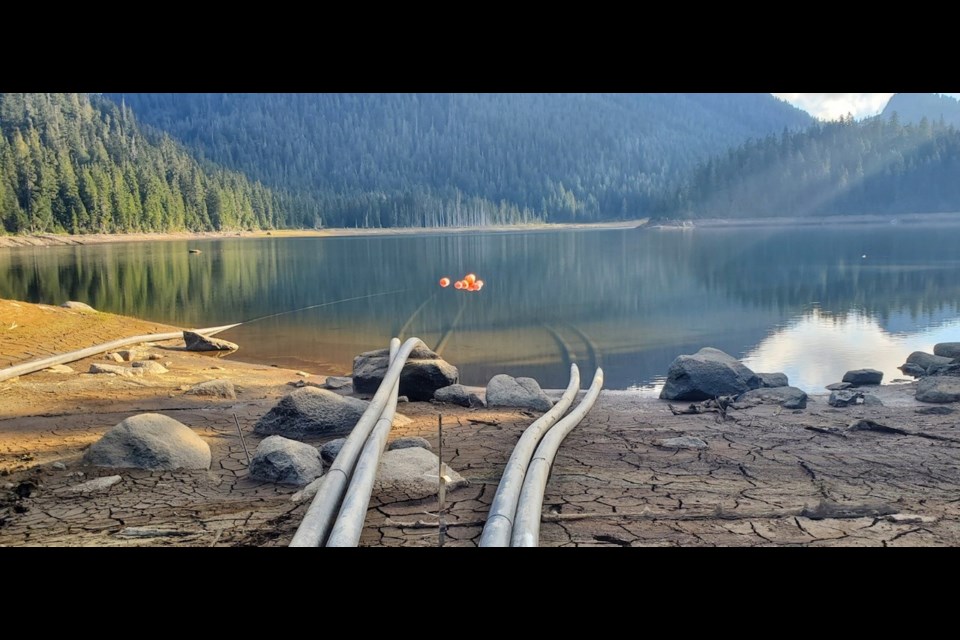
[
  {"left": 439, "top": 277, "right": 451, "bottom": 288},
  {"left": 467, "top": 282, "right": 479, "bottom": 291},
  {"left": 465, "top": 273, "right": 477, "bottom": 285},
  {"left": 454, "top": 280, "right": 464, "bottom": 290},
  {"left": 475, "top": 280, "right": 484, "bottom": 290}
]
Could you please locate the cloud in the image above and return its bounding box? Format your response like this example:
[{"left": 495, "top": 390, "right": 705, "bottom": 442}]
[{"left": 773, "top": 93, "right": 894, "bottom": 121}]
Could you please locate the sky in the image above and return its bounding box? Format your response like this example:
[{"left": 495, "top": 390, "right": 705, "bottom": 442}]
[{"left": 773, "top": 93, "right": 960, "bottom": 121}]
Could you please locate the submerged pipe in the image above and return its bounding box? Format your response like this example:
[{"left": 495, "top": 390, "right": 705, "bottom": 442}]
[
  {"left": 0, "top": 324, "right": 240, "bottom": 384},
  {"left": 289, "top": 336, "right": 424, "bottom": 547},
  {"left": 511, "top": 367, "right": 604, "bottom": 547},
  {"left": 479, "top": 364, "right": 581, "bottom": 547},
  {"left": 326, "top": 338, "right": 401, "bottom": 546}
]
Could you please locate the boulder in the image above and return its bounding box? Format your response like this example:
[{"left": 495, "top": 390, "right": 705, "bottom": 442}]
[
  {"left": 254, "top": 387, "right": 369, "bottom": 438},
  {"left": 841, "top": 369, "right": 883, "bottom": 386},
  {"left": 905, "top": 351, "right": 952, "bottom": 372},
  {"left": 485, "top": 374, "right": 553, "bottom": 411},
  {"left": 927, "top": 362, "right": 960, "bottom": 377},
  {"left": 352, "top": 340, "right": 458, "bottom": 401},
  {"left": 916, "top": 377, "right": 960, "bottom": 404},
  {"left": 60, "top": 301, "right": 96, "bottom": 312},
  {"left": 374, "top": 447, "right": 466, "bottom": 500},
  {"left": 320, "top": 438, "right": 347, "bottom": 464},
  {"left": 862, "top": 394, "right": 884, "bottom": 406},
  {"left": 387, "top": 436, "right": 433, "bottom": 452},
  {"left": 737, "top": 386, "right": 808, "bottom": 409},
  {"left": 828, "top": 390, "right": 864, "bottom": 408},
  {"left": 655, "top": 436, "right": 708, "bottom": 450},
  {"left": 323, "top": 376, "right": 353, "bottom": 390},
  {"left": 933, "top": 342, "right": 960, "bottom": 359},
  {"left": 248, "top": 436, "right": 324, "bottom": 486},
  {"left": 898, "top": 363, "right": 926, "bottom": 378},
  {"left": 183, "top": 331, "right": 238, "bottom": 352},
  {"left": 659, "top": 347, "right": 761, "bottom": 401},
  {"left": 89, "top": 363, "right": 142, "bottom": 377},
  {"left": 825, "top": 382, "right": 853, "bottom": 391},
  {"left": 83, "top": 413, "right": 211, "bottom": 470},
  {"left": 184, "top": 379, "right": 236, "bottom": 399},
  {"left": 131, "top": 361, "right": 168, "bottom": 375},
  {"left": 434, "top": 384, "right": 485, "bottom": 408},
  {"left": 756, "top": 372, "right": 789, "bottom": 388}
]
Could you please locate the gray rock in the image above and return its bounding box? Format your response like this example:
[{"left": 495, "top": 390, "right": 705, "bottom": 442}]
[
  {"left": 756, "top": 372, "right": 789, "bottom": 388},
  {"left": 89, "top": 363, "right": 142, "bottom": 377},
  {"left": 485, "top": 374, "right": 553, "bottom": 412},
  {"left": 352, "top": 340, "right": 458, "bottom": 401},
  {"left": 659, "top": 347, "right": 762, "bottom": 401},
  {"left": 906, "top": 351, "right": 952, "bottom": 372},
  {"left": 374, "top": 447, "right": 467, "bottom": 500},
  {"left": 933, "top": 342, "right": 960, "bottom": 359},
  {"left": 656, "top": 436, "right": 708, "bottom": 450},
  {"left": 291, "top": 477, "right": 324, "bottom": 503},
  {"left": 105, "top": 352, "right": 125, "bottom": 363},
  {"left": 737, "top": 386, "right": 808, "bottom": 409},
  {"left": 60, "top": 301, "right": 96, "bottom": 312},
  {"left": 249, "top": 436, "right": 324, "bottom": 486},
  {"left": 184, "top": 379, "right": 236, "bottom": 399},
  {"left": 842, "top": 369, "right": 883, "bottom": 386},
  {"left": 63, "top": 475, "right": 122, "bottom": 493},
  {"left": 862, "top": 394, "right": 884, "bottom": 406},
  {"left": 83, "top": 413, "right": 211, "bottom": 470},
  {"left": 131, "top": 361, "right": 168, "bottom": 374},
  {"left": 320, "top": 438, "right": 346, "bottom": 464},
  {"left": 825, "top": 382, "right": 853, "bottom": 391},
  {"left": 183, "top": 331, "right": 239, "bottom": 352},
  {"left": 387, "top": 436, "right": 433, "bottom": 452},
  {"left": 323, "top": 376, "right": 353, "bottom": 390},
  {"left": 254, "top": 387, "right": 369, "bottom": 438},
  {"left": 927, "top": 362, "right": 960, "bottom": 377},
  {"left": 434, "top": 384, "right": 485, "bottom": 408},
  {"left": 45, "top": 364, "right": 74, "bottom": 374},
  {"left": 916, "top": 377, "right": 960, "bottom": 404},
  {"left": 51, "top": 461, "right": 67, "bottom": 470},
  {"left": 898, "top": 363, "right": 927, "bottom": 378},
  {"left": 828, "top": 390, "right": 864, "bottom": 407}
]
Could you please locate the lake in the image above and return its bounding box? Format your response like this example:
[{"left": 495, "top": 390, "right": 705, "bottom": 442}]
[{"left": 2, "top": 223, "right": 959, "bottom": 392}]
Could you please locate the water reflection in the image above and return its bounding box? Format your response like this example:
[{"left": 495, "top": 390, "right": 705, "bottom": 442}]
[{"left": 1, "top": 223, "right": 958, "bottom": 390}]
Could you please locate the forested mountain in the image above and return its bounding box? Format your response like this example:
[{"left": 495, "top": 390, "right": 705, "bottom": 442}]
[
  {"left": 672, "top": 115, "right": 960, "bottom": 218},
  {"left": 881, "top": 93, "right": 960, "bottom": 128},
  {"left": 0, "top": 93, "right": 283, "bottom": 234},
  {"left": 110, "top": 93, "right": 812, "bottom": 226}
]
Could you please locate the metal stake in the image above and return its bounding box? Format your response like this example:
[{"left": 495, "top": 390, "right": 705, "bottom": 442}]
[
  {"left": 438, "top": 413, "right": 447, "bottom": 547},
  {"left": 234, "top": 413, "right": 251, "bottom": 465}
]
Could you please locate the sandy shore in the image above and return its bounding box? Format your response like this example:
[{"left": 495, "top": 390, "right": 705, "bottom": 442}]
[{"left": 1, "top": 299, "right": 958, "bottom": 546}]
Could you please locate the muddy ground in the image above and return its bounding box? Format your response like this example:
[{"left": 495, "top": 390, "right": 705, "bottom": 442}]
[{"left": 1, "top": 298, "right": 958, "bottom": 547}]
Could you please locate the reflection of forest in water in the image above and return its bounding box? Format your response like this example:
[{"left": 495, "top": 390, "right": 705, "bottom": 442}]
[{"left": 2, "top": 224, "right": 958, "bottom": 389}]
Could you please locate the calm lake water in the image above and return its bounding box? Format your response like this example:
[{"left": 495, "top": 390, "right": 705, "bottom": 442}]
[{"left": 3, "top": 224, "right": 959, "bottom": 392}]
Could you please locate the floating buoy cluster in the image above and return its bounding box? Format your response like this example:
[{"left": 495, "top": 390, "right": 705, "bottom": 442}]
[{"left": 440, "top": 273, "right": 484, "bottom": 292}]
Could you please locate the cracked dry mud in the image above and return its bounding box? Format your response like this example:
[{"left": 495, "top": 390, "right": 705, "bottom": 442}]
[{"left": 1, "top": 299, "right": 958, "bottom": 546}]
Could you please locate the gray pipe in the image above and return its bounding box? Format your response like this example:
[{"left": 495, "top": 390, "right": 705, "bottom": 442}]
[
  {"left": 326, "top": 338, "right": 401, "bottom": 546},
  {"left": 289, "top": 336, "right": 424, "bottom": 547},
  {"left": 511, "top": 367, "right": 604, "bottom": 547},
  {"left": 0, "top": 324, "right": 240, "bottom": 383},
  {"left": 478, "top": 364, "right": 581, "bottom": 547}
]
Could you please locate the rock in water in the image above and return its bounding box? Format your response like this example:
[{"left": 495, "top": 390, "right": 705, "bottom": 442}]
[
  {"left": 659, "top": 347, "right": 761, "bottom": 401},
  {"left": 434, "top": 384, "right": 485, "bottom": 407},
  {"left": 655, "top": 436, "right": 708, "bottom": 450},
  {"left": 841, "top": 369, "right": 883, "bottom": 386},
  {"left": 933, "top": 342, "right": 960, "bottom": 359},
  {"left": 183, "top": 331, "right": 239, "bottom": 352},
  {"left": 89, "top": 363, "right": 143, "bottom": 377},
  {"left": 131, "top": 361, "right": 168, "bottom": 374},
  {"left": 248, "top": 436, "right": 324, "bottom": 486},
  {"left": 320, "top": 438, "right": 347, "bottom": 464},
  {"left": 387, "top": 436, "right": 433, "bottom": 452},
  {"left": 184, "top": 379, "right": 236, "bottom": 399},
  {"left": 352, "top": 340, "right": 458, "bottom": 401},
  {"left": 374, "top": 447, "right": 467, "bottom": 500},
  {"left": 254, "top": 387, "right": 369, "bottom": 438},
  {"left": 916, "top": 377, "right": 960, "bottom": 404},
  {"left": 756, "top": 372, "right": 789, "bottom": 388},
  {"left": 84, "top": 413, "right": 211, "bottom": 470},
  {"left": 60, "top": 301, "right": 96, "bottom": 312},
  {"left": 828, "top": 390, "right": 864, "bottom": 407},
  {"left": 485, "top": 374, "right": 553, "bottom": 411},
  {"left": 898, "top": 363, "right": 927, "bottom": 378},
  {"left": 905, "top": 351, "right": 952, "bottom": 373},
  {"left": 737, "top": 386, "right": 808, "bottom": 409}
]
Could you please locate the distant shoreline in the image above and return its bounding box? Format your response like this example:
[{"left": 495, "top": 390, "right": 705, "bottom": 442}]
[{"left": 649, "top": 211, "right": 960, "bottom": 229}]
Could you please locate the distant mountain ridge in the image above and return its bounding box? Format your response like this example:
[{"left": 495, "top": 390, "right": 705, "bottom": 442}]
[
  {"left": 109, "top": 93, "right": 813, "bottom": 227},
  {"left": 881, "top": 93, "right": 960, "bottom": 127}
]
